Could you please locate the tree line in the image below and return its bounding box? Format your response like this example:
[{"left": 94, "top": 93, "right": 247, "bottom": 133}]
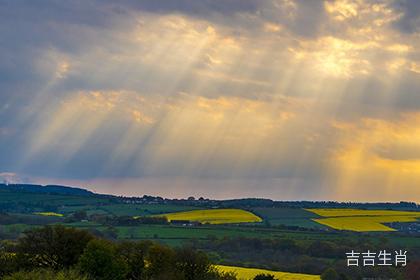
[
  {"left": 0, "top": 225, "right": 276, "bottom": 280},
  {"left": 196, "top": 236, "right": 418, "bottom": 279}
]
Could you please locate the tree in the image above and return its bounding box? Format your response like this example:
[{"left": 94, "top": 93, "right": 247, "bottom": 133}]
[
  {"left": 146, "top": 244, "right": 178, "bottom": 279},
  {"left": 78, "top": 239, "right": 128, "bottom": 280},
  {"left": 321, "top": 268, "right": 340, "bottom": 280},
  {"left": 406, "top": 261, "right": 420, "bottom": 280},
  {"left": 117, "top": 241, "right": 151, "bottom": 280},
  {"left": 175, "top": 247, "right": 213, "bottom": 280},
  {"left": 16, "top": 225, "right": 93, "bottom": 269},
  {"left": 73, "top": 210, "right": 87, "bottom": 221},
  {"left": 254, "top": 274, "right": 276, "bottom": 280}
]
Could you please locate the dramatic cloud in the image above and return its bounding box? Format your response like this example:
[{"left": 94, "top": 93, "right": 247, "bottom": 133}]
[{"left": 0, "top": 0, "right": 419, "bottom": 201}]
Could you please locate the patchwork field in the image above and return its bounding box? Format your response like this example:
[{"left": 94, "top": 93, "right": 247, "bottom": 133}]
[
  {"left": 307, "top": 209, "right": 420, "bottom": 232},
  {"left": 216, "top": 265, "right": 320, "bottom": 280},
  {"left": 0, "top": 222, "right": 348, "bottom": 247},
  {"left": 159, "top": 209, "right": 262, "bottom": 224}
]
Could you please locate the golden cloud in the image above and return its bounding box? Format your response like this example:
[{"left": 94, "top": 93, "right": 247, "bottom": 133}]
[{"left": 330, "top": 113, "right": 420, "bottom": 201}]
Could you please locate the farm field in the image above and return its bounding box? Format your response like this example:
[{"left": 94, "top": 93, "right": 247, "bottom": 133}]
[
  {"left": 2, "top": 219, "right": 419, "bottom": 249},
  {"left": 0, "top": 222, "right": 353, "bottom": 244},
  {"left": 34, "top": 212, "right": 64, "bottom": 217},
  {"left": 215, "top": 265, "right": 320, "bottom": 280},
  {"left": 113, "top": 225, "right": 331, "bottom": 241},
  {"left": 159, "top": 209, "right": 262, "bottom": 224},
  {"left": 307, "top": 209, "right": 420, "bottom": 217},
  {"left": 60, "top": 203, "right": 202, "bottom": 216},
  {"left": 251, "top": 207, "right": 326, "bottom": 228},
  {"left": 307, "top": 209, "right": 420, "bottom": 232}
]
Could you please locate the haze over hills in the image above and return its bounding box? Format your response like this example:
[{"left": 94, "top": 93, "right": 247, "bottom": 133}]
[{"left": 1, "top": 183, "right": 418, "bottom": 211}]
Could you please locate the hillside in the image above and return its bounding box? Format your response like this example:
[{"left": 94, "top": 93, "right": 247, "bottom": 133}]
[{"left": 0, "top": 183, "right": 94, "bottom": 196}]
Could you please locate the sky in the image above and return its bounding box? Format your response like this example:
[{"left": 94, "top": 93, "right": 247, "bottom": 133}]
[{"left": 0, "top": 0, "right": 420, "bottom": 202}]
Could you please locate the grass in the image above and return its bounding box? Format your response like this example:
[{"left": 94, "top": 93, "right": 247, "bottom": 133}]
[
  {"left": 306, "top": 209, "right": 420, "bottom": 232},
  {"left": 251, "top": 207, "right": 326, "bottom": 229},
  {"left": 34, "top": 212, "right": 64, "bottom": 217},
  {"left": 117, "top": 225, "right": 280, "bottom": 240},
  {"left": 159, "top": 209, "right": 262, "bottom": 224},
  {"left": 60, "top": 204, "right": 202, "bottom": 216},
  {"left": 215, "top": 265, "right": 320, "bottom": 280},
  {"left": 0, "top": 224, "right": 34, "bottom": 234},
  {"left": 115, "top": 224, "right": 350, "bottom": 245}
]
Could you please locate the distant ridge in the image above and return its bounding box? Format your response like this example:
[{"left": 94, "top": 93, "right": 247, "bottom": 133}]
[
  {"left": 0, "top": 184, "right": 418, "bottom": 210},
  {"left": 0, "top": 183, "right": 95, "bottom": 197}
]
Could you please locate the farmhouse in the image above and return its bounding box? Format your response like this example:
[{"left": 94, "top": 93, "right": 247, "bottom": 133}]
[{"left": 171, "top": 220, "right": 202, "bottom": 226}]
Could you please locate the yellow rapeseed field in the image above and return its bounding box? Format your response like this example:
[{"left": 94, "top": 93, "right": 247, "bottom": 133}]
[
  {"left": 34, "top": 212, "right": 64, "bottom": 217},
  {"left": 215, "top": 265, "right": 320, "bottom": 280},
  {"left": 160, "top": 209, "right": 262, "bottom": 224},
  {"left": 306, "top": 209, "right": 420, "bottom": 232},
  {"left": 307, "top": 209, "right": 420, "bottom": 217}
]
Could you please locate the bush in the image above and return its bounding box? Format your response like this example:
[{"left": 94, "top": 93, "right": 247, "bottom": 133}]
[
  {"left": 117, "top": 241, "right": 151, "bottom": 280},
  {"left": 78, "top": 239, "right": 128, "bottom": 280},
  {"left": 1, "top": 225, "right": 240, "bottom": 280},
  {"left": 16, "top": 225, "right": 93, "bottom": 269},
  {"left": 321, "top": 268, "right": 340, "bottom": 280},
  {"left": 146, "top": 244, "right": 178, "bottom": 279},
  {"left": 175, "top": 247, "right": 213, "bottom": 280},
  {"left": 254, "top": 274, "right": 276, "bottom": 280},
  {"left": 3, "top": 269, "right": 88, "bottom": 280},
  {"left": 0, "top": 252, "right": 19, "bottom": 278}
]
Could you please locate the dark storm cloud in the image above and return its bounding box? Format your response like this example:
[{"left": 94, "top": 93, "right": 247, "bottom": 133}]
[
  {"left": 0, "top": 0, "right": 256, "bottom": 93},
  {"left": 109, "top": 0, "right": 327, "bottom": 37},
  {"left": 392, "top": 0, "right": 420, "bottom": 33},
  {"left": 0, "top": 0, "right": 327, "bottom": 94},
  {"left": 113, "top": 0, "right": 260, "bottom": 16}
]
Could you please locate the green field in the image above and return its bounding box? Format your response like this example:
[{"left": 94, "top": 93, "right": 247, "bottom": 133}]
[
  {"left": 60, "top": 203, "right": 202, "bottom": 216},
  {"left": 216, "top": 265, "right": 320, "bottom": 280},
  {"left": 251, "top": 207, "right": 326, "bottom": 228},
  {"left": 2, "top": 220, "right": 418, "bottom": 249},
  {"left": 0, "top": 223, "right": 344, "bottom": 242},
  {"left": 159, "top": 209, "right": 262, "bottom": 224}
]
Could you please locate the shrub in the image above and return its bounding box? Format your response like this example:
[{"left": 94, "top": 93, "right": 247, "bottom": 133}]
[
  {"left": 16, "top": 225, "right": 93, "bottom": 269},
  {"left": 3, "top": 269, "right": 88, "bottom": 280},
  {"left": 254, "top": 274, "right": 276, "bottom": 280},
  {"left": 321, "top": 268, "right": 340, "bottom": 280},
  {"left": 175, "top": 247, "right": 213, "bottom": 280},
  {"left": 78, "top": 239, "right": 128, "bottom": 280}
]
